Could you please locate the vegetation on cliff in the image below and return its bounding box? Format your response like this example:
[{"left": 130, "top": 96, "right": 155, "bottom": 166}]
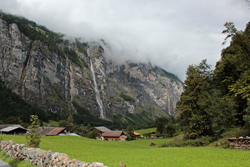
[
  {"left": 0, "top": 12, "right": 88, "bottom": 67},
  {"left": 0, "top": 82, "right": 58, "bottom": 126}
]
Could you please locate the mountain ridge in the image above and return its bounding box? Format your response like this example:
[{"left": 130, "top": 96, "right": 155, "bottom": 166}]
[{"left": 0, "top": 13, "right": 184, "bottom": 127}]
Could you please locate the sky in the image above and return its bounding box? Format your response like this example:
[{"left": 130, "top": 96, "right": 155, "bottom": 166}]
[{"left": 0, "top": 0, "right": 250, "bottom": 81}]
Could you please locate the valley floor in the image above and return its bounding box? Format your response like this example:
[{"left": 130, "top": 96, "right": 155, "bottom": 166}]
[{"left": 1, "top": 135, "right": 250, "bottom": 167}]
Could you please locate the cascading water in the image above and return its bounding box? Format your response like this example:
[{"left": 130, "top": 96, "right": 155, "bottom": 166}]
[{"left": 90, "top": 59, "right": 105, "bottom": 119}]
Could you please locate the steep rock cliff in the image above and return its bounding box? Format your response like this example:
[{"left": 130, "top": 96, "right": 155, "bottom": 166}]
[{"left": 0, "top": 17, "right": 183, "bottom": 120}]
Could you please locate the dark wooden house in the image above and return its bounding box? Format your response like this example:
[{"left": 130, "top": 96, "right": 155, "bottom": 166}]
[
  {"left": 0, "top": 124, "right": 27, "bottom": 135},
  {"left": 37, "top": 127, "right": 66, "bottom": 136}
]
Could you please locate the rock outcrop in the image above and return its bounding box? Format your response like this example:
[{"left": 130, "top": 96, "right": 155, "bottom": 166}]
[{"left": 0, "top": 17, "right": 183, "bottom": 120}]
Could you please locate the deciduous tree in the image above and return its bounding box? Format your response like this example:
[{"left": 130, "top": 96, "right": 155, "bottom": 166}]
[{"left": 26, "top": 115, "right": 41, "bottom": 148}]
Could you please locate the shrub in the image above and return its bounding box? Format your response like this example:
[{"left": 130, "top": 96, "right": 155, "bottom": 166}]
[
  {"left": 88, "top": 129, "right": 100, "bottom": 139},
  {"left": 119, "top": 93, "right": 135, "bottom": 102},
  {"left": 159, "top": 136, "right": 213, "bottom": 147},
  {"left": 26, "top": 115, "right": 41, "bottom": 148}
]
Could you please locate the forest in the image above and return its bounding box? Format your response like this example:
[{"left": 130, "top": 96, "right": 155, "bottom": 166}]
[{"left": 176, "top": 22, "right": 250, "bottom": 140}]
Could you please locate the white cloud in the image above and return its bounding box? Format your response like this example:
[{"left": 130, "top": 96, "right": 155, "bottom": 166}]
[{"left": 0, "top": 0, "right": 249, "bottom": 80}]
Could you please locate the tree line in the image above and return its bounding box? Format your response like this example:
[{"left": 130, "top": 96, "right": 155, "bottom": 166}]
[{"left": 176, "top": 22, "right": 250, "bottom": 140}]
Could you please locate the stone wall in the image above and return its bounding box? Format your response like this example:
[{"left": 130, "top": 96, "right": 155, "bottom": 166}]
[
  {"left": 228, "top": 137, "right": 250, "bottom": 150},
  {"left": 0, "top": 141, "right": 107, "bottom": 167}
]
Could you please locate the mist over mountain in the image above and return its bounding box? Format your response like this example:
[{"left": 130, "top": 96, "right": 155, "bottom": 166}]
[
  {"left": 0, "top": 12, "right": 183, "bottom": 128},
  {"left": 1, "top": 0, "right": 250, "bottom": 81}
]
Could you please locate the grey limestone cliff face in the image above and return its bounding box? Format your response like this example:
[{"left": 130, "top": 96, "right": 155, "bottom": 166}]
[{"left": 0, "top": 18, "right": 183, "bottom": 118}]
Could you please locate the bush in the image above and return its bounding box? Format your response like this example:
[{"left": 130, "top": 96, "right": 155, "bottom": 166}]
[
  {"left": 88, "top": 129, "right": 100, "bottom": 139},
  {"left": 160, "top": 136, "right": 213, "bottom": 147},
  {"left": 26, "top": 115, "right": 41, "bottom": 148},
  {"left": 119, "top": 93, "right": 135, "bottom": 102}
]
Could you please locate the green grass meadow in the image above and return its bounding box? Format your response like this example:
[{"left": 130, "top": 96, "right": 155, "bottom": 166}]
[
  {"left": 135, "top": 127, "right": 156, "bottom": 135},
  {"left": 1, "top": 135, "right": 250, "bottom": 167}
]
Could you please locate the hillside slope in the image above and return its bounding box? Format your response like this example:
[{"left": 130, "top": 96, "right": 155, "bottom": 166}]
[{"left": 0, "top": 13, "right": 183, "bottom": 124}]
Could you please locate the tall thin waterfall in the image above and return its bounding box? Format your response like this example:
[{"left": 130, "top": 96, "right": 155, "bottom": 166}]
[{"left": 90, "top": 60, "right": 105, "bottom": 118}]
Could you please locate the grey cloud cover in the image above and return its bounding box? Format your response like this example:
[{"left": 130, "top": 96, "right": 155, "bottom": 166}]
[{"left": 0, "top": 0, "right": 250, "bottom": 80}]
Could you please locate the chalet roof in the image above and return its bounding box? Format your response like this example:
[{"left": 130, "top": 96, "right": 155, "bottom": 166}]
[
  {"left": 102, "top": 131, "right": 124, "bottom": 137},
  {"left": 94, "top": 126, "right": 111, "bottom": 133},
  {"left": 37, "top": 127, "right": 65, "bottom": 136},
  {"left": 48, "top": 128, "right": 65, "bottom": 136},
  {"left": 0, "top": 126, "right": 27, "bottom": 132},
  {"left": 134, "top": 131, "right": 140, "bottom": 136},
  {"left": 0, "top": 124, "right": 23, "bottom": 130}
]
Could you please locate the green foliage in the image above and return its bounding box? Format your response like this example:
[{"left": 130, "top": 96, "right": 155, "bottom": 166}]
[
  {"left": 64, "top": 48, "right": 82, "bottom": 67},
  {"left": 108, "top": 108, "right": 155, "bottom": 130},
  {"left": 119, "top": 92, "right": 135, "bottom": 102},
  {"left": 160, "top": 136, "right": 213, "bottom": 147},
  {"left": 243, "top": 99, "right": 250, "bottom": 128},
  {"left": 142, "top": 132, "right": 151, "bottom": 139},
  {"left": 87, "top": 129, "right": 100, "bottom": 139},
  {"left": 1, "top": 13, "right": 64, "bottom": 54},
  {"left": 136, "top": 127, "right": 156, "bottom": 135},
  {"left": 155, "top": 117, "right": 178, "bottom": 138},
  {"left": 150, "top": 66, "right": 182, "bottom": 82},
  {"left": 0, "top": 151, "right": 34, "bottom": 167},
  {"left": 59, "top": 120, "right": 68, "bottom": 127},
  {"left": 162, "top": 121, "right": 176, "bottom": 137},
  {"left": 26, "top": 115, "right": 41, "bottom": 148},
  {"left": 0, "top": 82, "right": 58, "bottom": 125},
  {"left": 67, "top": 114, "right": 74, "bottom": 124},
  {"left": 214, "top": 21, "right": 250, "bottom": 126},
  {"left": 177, "top": 22, "right": 250, "bottom": 140},
  {"left": 0, "top": 12, "right": 89, "bottom": 68},
  {"left": 176, "top": 60, "right": 214, "bottom": 138},
  {"left": 72, "top": 101, "right": 112, "bottom": 127},
  {"left": 126, "top": 125, "right": 135, "bottom": 140}
]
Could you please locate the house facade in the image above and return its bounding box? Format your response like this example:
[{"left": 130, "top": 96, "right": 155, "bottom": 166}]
[
  {"left": 92, "top": 126, "right": 127, "bottom": 141},
  {"left": 102, "top": 131, "right": 127, "bottom": 141}
]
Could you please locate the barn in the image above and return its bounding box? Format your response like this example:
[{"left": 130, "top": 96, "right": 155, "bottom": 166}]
[
  {"left": 0, "top": 124, "right": 27, "bottom": 135},
  {"left": 37, "top": 127, "right": 66, "bottom": 136}
]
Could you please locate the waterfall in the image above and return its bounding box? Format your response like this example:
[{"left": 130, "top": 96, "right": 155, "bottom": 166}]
[{"left": 90, "top": 60, "right": 105, "bottom": 118}]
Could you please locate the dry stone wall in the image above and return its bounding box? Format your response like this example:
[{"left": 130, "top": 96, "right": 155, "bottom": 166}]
[
  {"left": 228, "top": 137, "right": 250, "bottom": 150},
  {"left": 0, "top": 141, "right": 107, "bottom": 167}
]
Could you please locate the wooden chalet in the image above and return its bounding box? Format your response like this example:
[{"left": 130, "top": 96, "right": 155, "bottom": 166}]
[
  {"left": 0, "top": 124, "right": 27, "bottom": 135},
  {"left": 91, "top": 126, "right": 111, "bottom": 137},
  {"left": 37, "top": 127, "right": 66, "bottom": 136},
  {"left": 102, "top": 131, "right": 127, "bottom": 141},
  {"left": 133, "top": 131, "right": 141, "bottom": 138}
]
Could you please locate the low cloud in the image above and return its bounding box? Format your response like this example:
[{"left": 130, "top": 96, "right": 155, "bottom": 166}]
[{"left": 1, "top": 0, "right": 250, "bottom": 80}]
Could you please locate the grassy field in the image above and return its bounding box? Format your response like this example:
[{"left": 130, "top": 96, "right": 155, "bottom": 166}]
[
  {"left": 1, "top": 135, "right": 250, "bottom": 167},
  {"left": 0, "top": 151, "right": 33, "bottom": 167},
  {"left": 42, "top": 120, "right": 60, "bottom": 127},
  {"left": 135, "top": 127, "right": 156, "bottom": 135}
]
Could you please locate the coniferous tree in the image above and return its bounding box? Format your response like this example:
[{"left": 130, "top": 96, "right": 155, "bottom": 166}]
[{"left": 176, "top": 60, "right": 213, "bottom": 138}]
